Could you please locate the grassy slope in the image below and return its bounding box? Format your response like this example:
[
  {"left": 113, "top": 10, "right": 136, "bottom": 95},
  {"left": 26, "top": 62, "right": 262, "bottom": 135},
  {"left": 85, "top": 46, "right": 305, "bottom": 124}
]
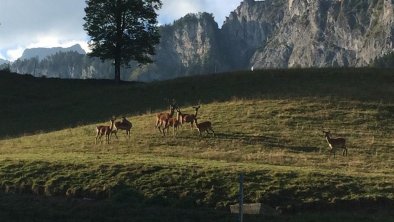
[{"left": 0, "top": 68, "right": 393, "bottom": 221}]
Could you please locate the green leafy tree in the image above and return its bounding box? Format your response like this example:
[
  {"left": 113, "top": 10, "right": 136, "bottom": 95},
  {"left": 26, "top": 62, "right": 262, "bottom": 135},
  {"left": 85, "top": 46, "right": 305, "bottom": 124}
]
[{"left": 83, "top": 0, "right": 162, "bottom": 82}]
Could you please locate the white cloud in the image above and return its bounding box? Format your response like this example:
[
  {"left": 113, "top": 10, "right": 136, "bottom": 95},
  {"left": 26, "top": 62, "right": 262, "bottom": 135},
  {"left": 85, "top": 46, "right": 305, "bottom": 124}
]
[
  {"left": 6, "top": 47, "right": 25, "bottom": 61},
  {"left": 26, "top": 35, "right": 90, "bottom": 52},
  {"left": 159, "top": 0, "right": 242, "bottom": 26},
  {"left": 159, "top": 1, "right": 202, "bottom": 24}
]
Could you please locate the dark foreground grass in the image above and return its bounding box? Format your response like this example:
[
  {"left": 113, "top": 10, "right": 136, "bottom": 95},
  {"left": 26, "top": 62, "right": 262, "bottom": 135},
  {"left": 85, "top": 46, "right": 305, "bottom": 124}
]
[{"left": 1, "top": 192, "right": 393, "bottom": 222}]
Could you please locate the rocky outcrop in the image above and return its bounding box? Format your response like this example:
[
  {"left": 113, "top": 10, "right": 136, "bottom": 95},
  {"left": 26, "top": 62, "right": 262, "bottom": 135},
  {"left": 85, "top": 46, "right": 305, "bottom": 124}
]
[
  {"left": 221, "top": 0, "right": 286, "bottom": 70},
  {"left": 20, "top": 44, "right": 86, "bottom": 61},
  {"left": 129, "top": 12, "right": 225, "bottom": 81},
  {"left": 250, "top": 0, "right": 394, "bottom": 68}
]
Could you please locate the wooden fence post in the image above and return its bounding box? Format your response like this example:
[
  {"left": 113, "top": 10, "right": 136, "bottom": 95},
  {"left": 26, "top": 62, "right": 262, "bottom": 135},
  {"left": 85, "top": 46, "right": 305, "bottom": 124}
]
[{"left": 239, "top": 173, "right": 244, "bottom": 222}]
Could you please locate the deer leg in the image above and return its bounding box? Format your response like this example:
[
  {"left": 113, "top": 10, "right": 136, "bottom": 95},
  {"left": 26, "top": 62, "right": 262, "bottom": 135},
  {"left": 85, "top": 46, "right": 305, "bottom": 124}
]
[
  {"left": 343, "top": 147, "right": 347, "bottom": 156},
  {"left": 97, "top": 132, "right": 104, "bottom": 144},
  {"left": 210, "top": 127, "right": 215, "bottom": 136}
]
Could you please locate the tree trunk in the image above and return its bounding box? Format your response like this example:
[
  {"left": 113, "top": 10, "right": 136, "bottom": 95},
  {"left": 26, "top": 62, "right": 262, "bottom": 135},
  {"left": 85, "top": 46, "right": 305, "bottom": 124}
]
[{"left": 114, "top": 57, "right": 121, "bottom": 83}]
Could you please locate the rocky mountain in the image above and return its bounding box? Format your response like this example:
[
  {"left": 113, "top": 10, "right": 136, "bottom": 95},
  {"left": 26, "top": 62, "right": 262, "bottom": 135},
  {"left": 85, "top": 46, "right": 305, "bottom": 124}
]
[
  {"left": 134, "top": 0, "right": 393, "bottom": 80},
  {"left": 0, "top": 58, "right": 9, "bottom": 66},
  {"left": 19, "top": 44, "right": 86, "bottom": 61},
  {"left": 129, "top": 12, "right": 226, "bottom": 81},
  {"left": 249, "top": 0, "right": 394, "bottom": 68},
  {"left": 10, "top": 51, "right": 131, "bottom": 79},
  {"left": 10, "top": 0, "right": 393, "bottom": 81}
]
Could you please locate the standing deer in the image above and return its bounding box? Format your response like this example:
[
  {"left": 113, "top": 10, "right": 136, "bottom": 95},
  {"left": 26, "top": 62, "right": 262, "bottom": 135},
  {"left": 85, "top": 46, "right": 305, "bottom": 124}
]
[
  {"left": 112, "top": 117, "right": 133, "bottom": 139},
  {"left": 163, "top": 109, "right": 182, "bottom": 136},
  {"left": 195, "top": 118, "right": 215, "bottom": 137},
  {"left": 95, "top": 118, "right": 116, "bottom": 144},
  {"left": 179, "top": 105, "right": 200, "bottom": 130},
  {"left": 323, "top": 131, "right": 348, "bottom": 158},
  {"left": 156, "top": 102, "right": 177, "bottom": 136}
]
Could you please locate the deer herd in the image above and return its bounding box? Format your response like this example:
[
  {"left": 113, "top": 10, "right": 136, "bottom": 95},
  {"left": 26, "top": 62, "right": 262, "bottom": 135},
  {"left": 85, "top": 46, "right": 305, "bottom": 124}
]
[{"left": 94, "top": 102, "right": 347, "bottom": 158}]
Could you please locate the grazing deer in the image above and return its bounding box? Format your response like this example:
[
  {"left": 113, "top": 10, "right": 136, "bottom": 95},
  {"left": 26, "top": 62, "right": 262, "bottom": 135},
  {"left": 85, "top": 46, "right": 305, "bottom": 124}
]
[
  {"left": 323, "top": 131, "right": 348, "bottom": 158},
  {"left": 195, "top": 118, "right": 215, "bottom": 137},
  {"left": 156, "top": 103, "right": 177, "bottom": 136},
  {"left": 179, "top": 105, "right": 200, "bottom": 130},
  {"left": 112, "top": 117, "right": 133, "bottom": 139},
  {"left": 95, "top": 118, "right": 116, "bottom": 144}
]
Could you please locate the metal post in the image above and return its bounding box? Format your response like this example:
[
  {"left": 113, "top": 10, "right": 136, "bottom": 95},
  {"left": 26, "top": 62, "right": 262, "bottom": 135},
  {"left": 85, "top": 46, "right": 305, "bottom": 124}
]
[{"left": 239, "top": 173, "right": 244, "bottom": 222}]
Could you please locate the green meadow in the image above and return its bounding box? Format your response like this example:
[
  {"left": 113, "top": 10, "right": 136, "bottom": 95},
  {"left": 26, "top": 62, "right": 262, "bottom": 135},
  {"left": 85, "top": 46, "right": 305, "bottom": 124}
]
[{"left": 0, "top": 68, "right": 393, "bottom": 221}]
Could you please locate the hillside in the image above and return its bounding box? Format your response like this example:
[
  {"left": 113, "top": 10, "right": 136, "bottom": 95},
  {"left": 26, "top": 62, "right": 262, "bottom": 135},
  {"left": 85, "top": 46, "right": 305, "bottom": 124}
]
[{"left": 0, "top": 68, "right": 393, "bottom": 221}]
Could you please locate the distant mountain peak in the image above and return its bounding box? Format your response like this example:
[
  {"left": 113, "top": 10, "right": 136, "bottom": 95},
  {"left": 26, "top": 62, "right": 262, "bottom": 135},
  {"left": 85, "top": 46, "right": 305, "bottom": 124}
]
[
  {"left": 0, "top": 58, "right": 9, "bottom": 65},
  {"left": 19, "top": 44, "right": 86, "bottom": 61}
]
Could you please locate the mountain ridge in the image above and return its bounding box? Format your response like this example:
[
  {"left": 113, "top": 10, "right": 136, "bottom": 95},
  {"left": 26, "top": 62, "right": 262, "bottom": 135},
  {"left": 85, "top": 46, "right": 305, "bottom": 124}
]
[
  {"left": 19, "top": 44, "right": 86, "bottom": 61},
  {"left": 9, "top": 0, "right": 394, "bottom": 81},
  {"left": 0, "top": 58, "right": 9, "bottom": 66}
]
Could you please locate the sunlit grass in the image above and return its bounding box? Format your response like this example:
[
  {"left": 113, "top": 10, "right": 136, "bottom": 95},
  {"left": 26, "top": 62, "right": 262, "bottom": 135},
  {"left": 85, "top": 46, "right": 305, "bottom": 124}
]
[{"left": 0, "top": 68, "right": 393, "bottom": 221}]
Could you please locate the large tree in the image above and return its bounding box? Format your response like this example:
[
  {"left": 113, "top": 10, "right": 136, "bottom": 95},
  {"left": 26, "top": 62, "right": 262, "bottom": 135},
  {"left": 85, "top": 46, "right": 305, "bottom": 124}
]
[{"left": 83, "top": 0, "right": 162, "bottom": 82}]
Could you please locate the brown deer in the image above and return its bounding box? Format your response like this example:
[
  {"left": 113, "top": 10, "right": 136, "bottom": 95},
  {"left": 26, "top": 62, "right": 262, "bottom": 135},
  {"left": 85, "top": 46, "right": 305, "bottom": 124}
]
[
  {"left": 179, "top": 105, "right": 200, "bottom": 130},
  {"left": 163, "top": 109, "right": 182, "bottom": 136},
  {"left": 95, "top": 118, "right": 115, "bottom": 144},
  {"left": 112, "top": 117, "right": 133, "bottom": 139},
  {"left": 195, "top": 118, "right": 215, "bottom": 137},
  {"left": 156, "top": 103, "right": 177, "bottom": 136},
  {"left": 323, "top": 131, "right": 348, "bottom": 158}
]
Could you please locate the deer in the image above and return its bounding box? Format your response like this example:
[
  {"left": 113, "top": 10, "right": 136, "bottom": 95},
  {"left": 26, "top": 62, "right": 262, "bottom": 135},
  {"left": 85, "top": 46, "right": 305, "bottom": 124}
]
[
  {"left": 163, "top": 109, "right": 182, "bottom": 136},
  {"left": 112, "top": 117, "right": 133, "bottom": 139},
  {"left": 95, "top": 118, "right": 116, "bottom": 144},
  {"left": 323, "top": 131, "right": 348, "bottom": 158},
  {"left": 195, "top": 118, "right": 215, "bottom": 137},
  {"left": 178, "top": 105, "right": 201, "bottom": 130},
  {"left": 156, "top": 101, "right": 177, "bottom": 136}
]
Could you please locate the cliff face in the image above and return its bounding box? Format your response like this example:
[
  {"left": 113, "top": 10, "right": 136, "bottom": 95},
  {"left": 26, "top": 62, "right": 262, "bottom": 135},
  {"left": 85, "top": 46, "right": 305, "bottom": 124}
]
[
  {"left": 130, "top": 13, "right": 225, "bottom": 81},
  {"left": 20, "top": 44, "right": 86, "bottom": 61},
  {"left": 250, "top": 0, "right": 394, "bottom": 68},
  {"left": 141, "top": 0, "right": 393, "bottom": 79},
  {"left": 221, "top": 0, "right": 286, "bottom": 69}
]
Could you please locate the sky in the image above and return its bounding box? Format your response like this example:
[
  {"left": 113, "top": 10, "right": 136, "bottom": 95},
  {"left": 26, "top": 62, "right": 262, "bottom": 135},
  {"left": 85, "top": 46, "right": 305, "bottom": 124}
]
[{"left": 0, "top": 0, "right": 243, "bottom": 61}]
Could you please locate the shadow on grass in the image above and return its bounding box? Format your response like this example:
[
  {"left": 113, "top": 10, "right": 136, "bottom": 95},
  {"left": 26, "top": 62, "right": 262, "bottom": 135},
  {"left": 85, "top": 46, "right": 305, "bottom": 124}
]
[
  {"left": 215, "top": 132, "right": 320, "bottom": 153},
  {"left": 1, "top": 68, "right": 393, "bottom": 139}
]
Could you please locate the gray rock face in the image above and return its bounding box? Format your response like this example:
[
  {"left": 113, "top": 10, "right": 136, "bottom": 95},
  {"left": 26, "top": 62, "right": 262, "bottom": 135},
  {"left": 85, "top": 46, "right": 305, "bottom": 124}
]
[
  {"left": 19, "top": 44, "right": 86, "bottom": 61},
  {"left": 250, "top": 0, "right": 394, "bottom": 68},
  {"left": 0, "top": 58, "right": 9, "bottom": 66},
  {"left": 221, "top": 0, "right": 286, "bottom": 69},
  {"left": 129, "top": 12, "right": 225, "bottom": 81},
  {"left": 138, "top": 0, "right": 393, "bottom": 80}
]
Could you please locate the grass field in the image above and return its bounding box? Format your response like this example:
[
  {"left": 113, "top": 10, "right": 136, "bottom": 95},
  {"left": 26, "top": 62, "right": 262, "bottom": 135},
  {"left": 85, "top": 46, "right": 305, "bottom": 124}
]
[{"left": 0, "top": 68, "right": 393, "bottom": 221}]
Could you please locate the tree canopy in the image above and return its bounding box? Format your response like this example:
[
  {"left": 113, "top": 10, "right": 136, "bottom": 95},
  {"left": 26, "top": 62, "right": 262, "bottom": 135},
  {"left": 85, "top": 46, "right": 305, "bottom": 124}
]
[{"left": 83, "top": 0, "right": 162, "bottom": 82}]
